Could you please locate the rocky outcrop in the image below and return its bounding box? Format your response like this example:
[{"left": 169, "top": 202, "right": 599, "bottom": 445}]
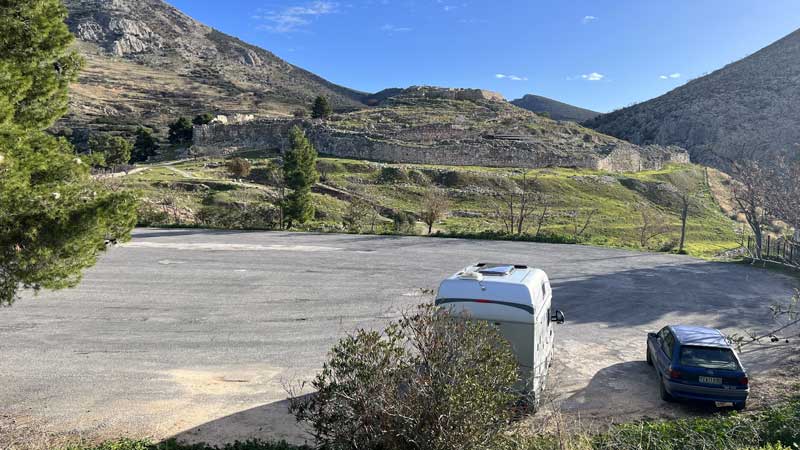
[
  {"left": 60, "top": 0, "right": 367, "bottom": 130},
  {"left": 193, "top": 118, "right": 689, "bottom": 172}
]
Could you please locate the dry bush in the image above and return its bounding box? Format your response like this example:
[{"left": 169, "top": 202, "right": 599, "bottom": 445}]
[{"left": 289, "top": 304, "right": 519, "bottom": 450}]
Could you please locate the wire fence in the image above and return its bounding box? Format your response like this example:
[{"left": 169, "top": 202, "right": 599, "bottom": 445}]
[{"left": 747, "top": 235, "right": 800, "bottom": 268}]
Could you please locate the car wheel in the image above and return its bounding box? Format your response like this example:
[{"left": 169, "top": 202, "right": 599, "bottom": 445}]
[
  {"left": 659, "top": 378, "right": 673, "bottom": 402},
  {"left": 646, "top": 347, "right": 653, "bottom": 366},
  {"left": 733, "top": 401, "right": 746, "bottom": 411}
]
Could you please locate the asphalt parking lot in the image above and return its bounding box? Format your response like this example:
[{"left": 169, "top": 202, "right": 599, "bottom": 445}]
[{"left": 1, "top": 229, "right": 797, "bottom": 446}]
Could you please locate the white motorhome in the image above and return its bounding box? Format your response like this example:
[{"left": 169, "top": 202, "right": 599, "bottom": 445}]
[{"left": 435, "top": 263, "right": 565, "bottom": 402}]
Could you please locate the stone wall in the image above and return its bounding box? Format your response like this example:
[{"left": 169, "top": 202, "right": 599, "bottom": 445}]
[{"left": 193, "top": 119, "right": 690, "bottom": 172}]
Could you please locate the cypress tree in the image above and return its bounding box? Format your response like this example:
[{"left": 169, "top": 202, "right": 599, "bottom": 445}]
[
  {"left": 311, "top": 96, "right": 332, "bottom": 119},
  {"left": 0, "top": 0, "right": 138, "bottom": 305},
  {"left": 282, "top": 126, "right": 319, "bottom": 227}
]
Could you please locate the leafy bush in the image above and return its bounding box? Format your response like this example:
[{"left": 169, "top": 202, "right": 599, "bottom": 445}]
[
  {"left": 378, "top": 166, "right": 408, "bottom": 184},
  {"left": 392, "top": 211, "right": 417, "bottom": 234},
  {"left": 289, "top": 304, "right": 519, "bottom": 450},
  {"left": 196, "top": 204, "right": 278, "bottom": 230},
  {"left": 431, "top": 230, "right": 576, "bottom": 245},
  {"left": 408, "top": 169, "right": 431, "bottom": 185}
]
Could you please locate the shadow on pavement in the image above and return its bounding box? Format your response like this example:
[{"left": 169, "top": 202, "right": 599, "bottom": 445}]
[
  {"left": 551, "top": 260, "right": 797, "bottom": 330},
  {"left": 170, "top": 398, "right": 311, "bottom": 447},
  {"left": 561, "top": 361, "right": 722, "bottom": 420}
]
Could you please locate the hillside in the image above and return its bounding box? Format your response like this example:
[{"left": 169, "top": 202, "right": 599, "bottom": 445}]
[
  {"left": 194, "top": 87, "right": 689, "bottom": 173},
  {"left": 585, "top": 28, "right": 800, "bottom": 168},
  {"left": 122, "top": 155, "right": 739, "bottom": 258},
  {"left": 511, "top": 94, "right": 600, "bottom": 122},
  {"left": 60, "top": 0, "right": 366, "bottom": 132}
]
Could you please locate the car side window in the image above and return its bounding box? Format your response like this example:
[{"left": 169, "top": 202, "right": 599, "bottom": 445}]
[{"left": 661, "top": 330, "right": 675, "bottom": 358}]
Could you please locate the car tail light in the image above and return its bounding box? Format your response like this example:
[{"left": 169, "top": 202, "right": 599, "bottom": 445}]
[
  {"left": 738, "top": 376, "right": 749, "bottom": 386},
  {"left": 668, "top": 368, "right": 682, "bottom": 380}
]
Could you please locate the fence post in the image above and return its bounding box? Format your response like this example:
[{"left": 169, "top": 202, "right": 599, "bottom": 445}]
[{"left": 766, "top": 235, "right": 771, "bottom": 259}]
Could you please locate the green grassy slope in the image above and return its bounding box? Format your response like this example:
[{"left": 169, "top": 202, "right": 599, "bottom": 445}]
[{"left": 119, "top": 155, "right": 740, "bottom": 258}]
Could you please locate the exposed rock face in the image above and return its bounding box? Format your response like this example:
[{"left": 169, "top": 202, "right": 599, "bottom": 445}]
[
  {"left": 511, "top": 94, "right": 600, "bottom": 122},
  {"left": 585, "top": 28, "right": 800, "bottom": 169},
  {"left": 61, "top": 0, "right": 366, "bottom": 130}
]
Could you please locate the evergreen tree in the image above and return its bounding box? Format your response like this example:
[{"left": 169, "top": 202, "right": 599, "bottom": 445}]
[
  {"left": 132, "top": 127, "right": 159, "bottom": 162},
  {"left": 89, "top": 133, "right": 132, "bottom": 169},
  {"left": 192, "top": 113, "right": 214, "bottom": 126},
  {"left": 0, "top": 0, "right": 137, "bottom": 305},
  {"left": 282, "top": 126, "right": 319, "bottom": 227},
  {"left": 311, "top": 96, "right": 332, "bottom": 119},
  {"left": 168, "top": 117, "right": 193, "bottom": 146}
]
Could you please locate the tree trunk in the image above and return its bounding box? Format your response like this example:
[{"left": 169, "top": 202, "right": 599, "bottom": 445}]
[
  {"left": 428, "top": 222, "right": 433, "bottom": 235},
  {"left": 679, "top": 203, "right": 689, "bottom": 253}
]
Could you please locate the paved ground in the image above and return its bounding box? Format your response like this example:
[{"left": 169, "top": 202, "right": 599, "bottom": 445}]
[{"left": 1, "top": 229, "right": 797, "bottom": 447}]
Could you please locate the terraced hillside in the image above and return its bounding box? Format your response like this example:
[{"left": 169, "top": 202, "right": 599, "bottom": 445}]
[{"left": 195, "top": 88, "right": 689, "bottom": 172}]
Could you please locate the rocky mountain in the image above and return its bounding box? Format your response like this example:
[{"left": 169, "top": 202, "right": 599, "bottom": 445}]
[
  {"left": 60, "top": 0, "right": 366, "bottom": 131},
  {"left": 511, "top": 94, "right": 599, "bottom": 122},
  {"left": 585, "top": 28, "right": 800, "bottom": 168},
  {"left": 194, "top": 87, "right": 689, "bottom": 172}
]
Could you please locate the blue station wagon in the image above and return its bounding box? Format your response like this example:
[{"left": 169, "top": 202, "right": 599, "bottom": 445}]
[{"left": 646, "top": 325, "right": 749, "bottom": 410}]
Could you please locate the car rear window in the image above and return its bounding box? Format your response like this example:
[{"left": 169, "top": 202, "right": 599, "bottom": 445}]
[{"left": 679, "top": 346, "right": 741, "bottom": 370}]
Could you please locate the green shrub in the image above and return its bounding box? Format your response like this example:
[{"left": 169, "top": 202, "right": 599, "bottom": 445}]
[
  {"left": 392, "top": 211, "right": 417, "bottom": 234},
  {"left": 408, "top": 169, "right": 431, "bottom": 185},
  {"left": 289, "top": 304, "right": 519, "bottom": 450},
  {"left": 196, "top": 204, "right": 278, "bottom": 230},
  {"left": 378, "top": 166, "right": 408, "bottom": 184}
]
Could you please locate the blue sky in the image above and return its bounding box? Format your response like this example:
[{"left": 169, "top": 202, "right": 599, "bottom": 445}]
[{"left": 167, "top": 0, "right": 800, "bottom": 113}]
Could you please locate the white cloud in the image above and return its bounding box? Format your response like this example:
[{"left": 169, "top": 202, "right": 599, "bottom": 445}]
[
  {"left": 669, "top": 72, "right": 681, "bottom": 78},
  {"left": 582, "top": 15, "right": 597, "bottom": 24},
  {"left": 255, "top": 1, "right": 338, "bottom": 33},
  {"left": 495, "top": 73, "right": 528, "bottom": 81},
  {"left": 381, "top": 24, "right": 412, "bottom": 33},
  {"left": 581, "top": 72, "right": 604, "bottom": 81},
  {"left": 659, "top": 73, "right": 681, "bottom": 80}
]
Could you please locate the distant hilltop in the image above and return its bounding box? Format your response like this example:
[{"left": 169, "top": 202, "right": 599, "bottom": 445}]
[
  {"left": 364, "top": 86, "right": 505, "bottom": 106},
  {"left": 195, "top": 93, "right": 689, "bottom": 173}
]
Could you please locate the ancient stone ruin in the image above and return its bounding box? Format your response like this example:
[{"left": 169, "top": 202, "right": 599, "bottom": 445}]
[{"left": 193, "top": 117, "right": 690, "bottom": 172}]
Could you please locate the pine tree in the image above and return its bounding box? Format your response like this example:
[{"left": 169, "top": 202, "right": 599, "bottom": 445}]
[
  {"left": 0, "top": 0, "right": 137, "bottom": 306},
  {"left": 282, "top": 126, "right": 319, "bottom": 227},
  {"left": 132, "top": 127, "right": 159, "bottom": 162},
  {"left": 192, "top": 113, "right": 214, "bottom": 126},
  {"left": 311, "top": 96, "right": 332, "bottom": 119},
  {"left": 89, "top": 133, "right": 132, "bottom": 169},
  {"left": 168, "top": 117, "right": 193, "bottom": 146}
]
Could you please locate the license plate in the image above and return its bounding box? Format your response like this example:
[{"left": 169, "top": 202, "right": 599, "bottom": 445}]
[{"left": 699, "top": 376, "right": 722, "bottom": 385}]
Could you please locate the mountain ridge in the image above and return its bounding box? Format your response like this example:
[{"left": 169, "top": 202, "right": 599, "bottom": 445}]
[
  {"left": 511, "top": 94, "right": 600, "bottom": 122},
  {"left": 61, "top": 0, "right": 366, "bottom": 131},
  {"left": 585, "top": 28, "right": 800, "bottom": 168}
]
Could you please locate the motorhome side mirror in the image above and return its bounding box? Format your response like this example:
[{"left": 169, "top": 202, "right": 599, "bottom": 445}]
[{"left": 552, "top": 310, "right": 565, "bottom": 324}]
